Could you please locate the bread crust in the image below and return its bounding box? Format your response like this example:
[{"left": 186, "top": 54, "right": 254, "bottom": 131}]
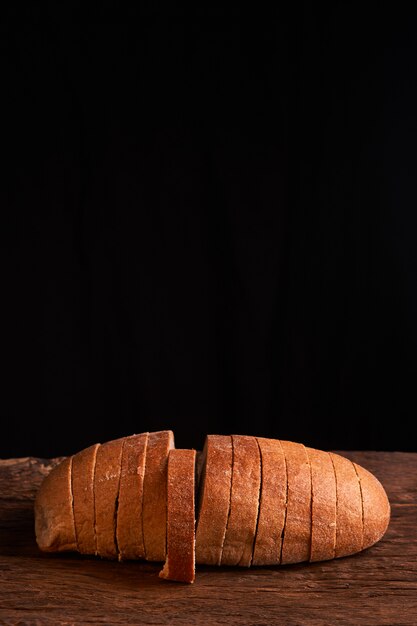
[
  {"left": 330, "top": 452, "right": 363, "bottom": 558},
  {"left": 94, "top": 437, "right": 124, "bottom": 559},
  {"left": 34, "top": 456, "right": 77, "bottom": 553},
  {"left": 306, "top": 447, "right": 336, "bottom": 562},
  {"left": 195, "top": 435, "right": 233, "bottom": 566},
  {"left": 280, "top": 440, "right": 311, "bottom": 564},
  {"left": 354, "top": 462, "right": 390, "bottom": 550},
  {"left": 159, "top": 449, "right": 196, "bottom": 583},
  {"left": 252, "top": 437, "right": 286, "bottom": 566},
  {"left": 221, "top": 435, "right": 261, "bottom": 567},
  {"left": 72, "top": 443, "right": 100, "bottom": 554},
  {"left": 142, "top": 430, "right": 175, "bottom": 562},
  {"left": 116, "top": 432, "right": 148, "bottom": 560}
]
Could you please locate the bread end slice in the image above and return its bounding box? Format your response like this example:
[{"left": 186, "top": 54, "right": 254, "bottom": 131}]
[
  {"left": 354, "top": 462, "right": 390, "bottom": 550},
  {"left": 35, "top": 456, "right": 77, "bottom": 553}
]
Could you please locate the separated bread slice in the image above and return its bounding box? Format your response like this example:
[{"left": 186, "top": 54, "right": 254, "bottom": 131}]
[
  {"left": 195, "top": 435, "right": 233, "bottom": 566},
  {"left": 72, "top": 443, "right": 100, "bottom": 555},
  {"left": 354, "top": 462, "right": 390, "bottom": 550},
  {"left": 221, "top": 435, "right": 261, "bottom": 567},
  {"left": 159, "top": 449, "right": 196, "bottom": 583},
  {"left": 116, "top": 432, "right": 148, "bottom": 560},
  {"left": 330, "top": 452, "right": 363, "bottom": 558},
  {"left": 35, "top": 456, "right": 77, "bottom": 553},
  {"left": 252, "top": 437, "right": 286, "bottom": 566},
  {"left": 94, "top": 437, "right": 124, "bottom": 559},
  {"left": 142, "top": 430, "right": 175, "bottom": 562},
  {"left": 306, "top": 447, "right": 336, "bottom": 562},
  {"left": 280, "top": 440, "right": 311, "bottom": 564}
]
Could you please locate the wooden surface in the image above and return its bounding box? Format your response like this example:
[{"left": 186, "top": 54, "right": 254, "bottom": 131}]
[{"left": 0, "top": 451, "right": 416, "bottom": 625}]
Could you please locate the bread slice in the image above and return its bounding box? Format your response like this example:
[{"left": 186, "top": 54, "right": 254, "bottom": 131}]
[
  {"left": 116, "top": 432, "right": 148, "bottom": 560},
  {"left": 34, "top": 456, "right": 77, "bottom": 553},
  {"left": 72, "top": 443, "right": 100, "bottom": 554},
  {"left": 94, "top": 437, "right": 124, "bottom": 559},
  {"left": 280, "top": 440, "right": 311, "bottom": 564},
  {"left": 142, "top": 430, "right": 175, "bottom": 562},
  {"left": 252, "top": 437, "right": 286, "bottom": 566},
  {"left": 159, "top": 449, "right": 196, "bottom": 583},
  {"left": 353, "top": 462, "right": 390, "bottom": 550},
  {"left": 330, "top": 452, "right": 363, "bottom": 558},
  {"left": 195, "top": 435, "right": 233, "bottom": 566},
  {"left": 220, "top": 435, "right": 261, "bottom": 567},
  {"left": 306, "top": 447, "right": 336, "bottom": 562}
]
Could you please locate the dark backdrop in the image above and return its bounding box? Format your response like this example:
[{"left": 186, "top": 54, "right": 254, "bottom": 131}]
[{"left": 2, "top": 8, "right": 417, "bottom": 458}]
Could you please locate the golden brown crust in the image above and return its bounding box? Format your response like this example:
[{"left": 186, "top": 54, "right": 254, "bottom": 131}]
[
  {"left": 35, "top": 456, "right": 77, "bottom": 553},
  {"left": 94, "top": 437, "right": 124, "bottom": 559},
  {"left": 354, "top": 462, "right": 390, "bottom": 550},
  {"left": 221, "top": 435, "right": 261, "bottom": 567},
  {"left": 142, "top": 430, "right": 175, "bottom": 562},
  {"left": 306, "top": 447, "right": 336, "bottom": 562},
  {"left": 252, "top": 437, "right": 286, "bottom": 566},
  {"left": 159, "top": 449, "right": 196, "bottom": 583},
  {"left": 195, "top": 435, "right": 233, "bottom": 566},
  {"left": 72, "top": 443, "right": 100, "bottom": 554},
  {"left": 330, "top": 452, "right": 363, "bottom": 558},
  {"left": 116, "top": 432, "right": 148, "bottom": 560},
  {"left": 280, "top": 440, "right": 311, "bottom": 564}
]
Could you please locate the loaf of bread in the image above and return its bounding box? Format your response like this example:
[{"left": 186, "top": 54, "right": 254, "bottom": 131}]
[{"left": 34, "top": 431, "right": 390, "bottom": 583}]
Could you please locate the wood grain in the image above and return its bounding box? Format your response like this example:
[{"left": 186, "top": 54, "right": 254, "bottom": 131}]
[{"left": 1, "top": 452, "right": 417, "bottom": 625}]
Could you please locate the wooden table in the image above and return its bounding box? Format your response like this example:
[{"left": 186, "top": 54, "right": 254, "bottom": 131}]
[{"left": 0, "top": 451, "right": 416, "bottom": 625}]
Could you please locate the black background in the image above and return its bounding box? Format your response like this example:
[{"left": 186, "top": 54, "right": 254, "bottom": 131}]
[{"left": 2, "top": 7, "right": 417, "bottom": 458}]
